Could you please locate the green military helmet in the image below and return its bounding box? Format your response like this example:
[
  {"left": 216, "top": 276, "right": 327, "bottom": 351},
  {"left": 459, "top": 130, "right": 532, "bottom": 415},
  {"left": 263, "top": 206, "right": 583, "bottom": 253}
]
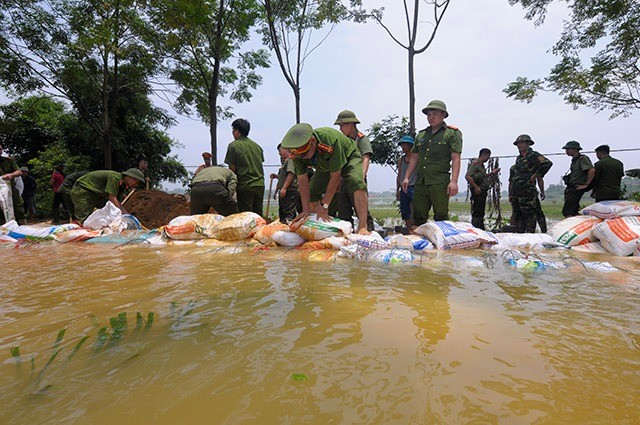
[
  {"left": 513, "top": 134, "right": 534, "bottom": 146},
  {"left": 281, "top": 123, "right": 314, "bottom": 149},
  {"left": 562, "top": 140, "right": 582, "bottom": 150},
  {"left": 122, "top": 168, "right": 146, "bottom": 184},
  {"left": 334, "top": 110, "right": 360, "bottom": 125},
  {"left": 421, "top": 100, "right": 449, "bottom": 118}
]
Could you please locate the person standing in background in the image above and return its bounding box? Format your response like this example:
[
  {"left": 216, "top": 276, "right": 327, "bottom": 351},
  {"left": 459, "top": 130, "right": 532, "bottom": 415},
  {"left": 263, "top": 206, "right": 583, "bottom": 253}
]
[
  {"left": 271, "top": 143, "right": 302, "bottom": 223},
  {"left": 21, "top": 166, "right": 37, "bottom": 222},
  {"left": 561, "top": 141, "right": 594, "bottom": 217},
  {"left": 396, "top": 135, "right": 416, "bottom": 230},
  {"left": 591, "top": 145, "right": 624, "bottom": 202},
  {"left": 49, "top": 164, "right": 66, "bottom": 223}
]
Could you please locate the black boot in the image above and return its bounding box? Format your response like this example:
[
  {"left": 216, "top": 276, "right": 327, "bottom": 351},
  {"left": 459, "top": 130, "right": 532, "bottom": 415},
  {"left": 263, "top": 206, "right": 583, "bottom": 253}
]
[{"left": 471, "top": 216, "right": 484, "bottom": 229}]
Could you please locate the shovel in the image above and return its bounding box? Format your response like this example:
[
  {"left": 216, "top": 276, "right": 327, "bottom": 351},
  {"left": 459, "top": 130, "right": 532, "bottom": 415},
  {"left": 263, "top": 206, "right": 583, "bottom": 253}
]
[{"left": 264, "top": 175, "right": 275, "bottom": 223}]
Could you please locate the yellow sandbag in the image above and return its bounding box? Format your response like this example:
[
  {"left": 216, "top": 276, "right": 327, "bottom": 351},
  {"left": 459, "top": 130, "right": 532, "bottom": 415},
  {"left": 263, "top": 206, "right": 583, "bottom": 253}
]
[
  {"left": 208, "top": 212, "right": 266, "bottom": 241},
  {"left": 254, "top": 221, "right": 290, "bottom": 244},
  {"left": 164, "top": 214, "right": 224, "bottom": 240}
]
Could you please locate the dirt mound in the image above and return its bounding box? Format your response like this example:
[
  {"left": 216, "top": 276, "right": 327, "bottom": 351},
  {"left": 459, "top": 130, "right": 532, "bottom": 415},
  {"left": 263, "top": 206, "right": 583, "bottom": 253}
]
[{"left": 125, "top": 189, "right": 189, "bottom": 229}]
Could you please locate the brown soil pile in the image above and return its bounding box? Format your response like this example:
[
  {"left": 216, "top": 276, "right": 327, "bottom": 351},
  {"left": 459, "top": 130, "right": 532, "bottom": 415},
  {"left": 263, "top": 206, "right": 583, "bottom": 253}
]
[{"left": 125, "top": 189, "right": 189, "bottom": 229}]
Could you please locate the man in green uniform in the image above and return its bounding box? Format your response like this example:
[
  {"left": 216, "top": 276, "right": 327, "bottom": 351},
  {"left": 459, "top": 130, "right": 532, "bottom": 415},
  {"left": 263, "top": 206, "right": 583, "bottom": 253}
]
[
  {"left": 70, "top": 168, "right": 146, "bottom": 224},
  {"left": 280, "top": 123, "right": 370, "bottom": 235},
  {"left": 0, "top": 143, "right": 25, "bottom": 224},
  {"left": 190, "top": 165, "right": 238, "bottom": 216},
  {"left": 591, "top": 145, "right": 624, "bottom": 202},
  {"left": 401, "top": 100, "right": 462, "bottom": 225},
  {"left": 509, "top": 134, "right": 553, "bottom": 233},
  {"left": 59, "top": 170, "right": 90, "bottom": 222},
  {"left": 334, "top": 110, "right": 375, "bottom": 230},
  {"left": 224, "top": 118, "right": 265, "bottom": 216},
  {"left": 561, "top": 140, "right": 595, "bottom": 217},
  {"left": 465, "top": 148, "right": 499, "bottom": 229},
  {"left": 270, "top": 144, "right": 301, "bottom": 223}
]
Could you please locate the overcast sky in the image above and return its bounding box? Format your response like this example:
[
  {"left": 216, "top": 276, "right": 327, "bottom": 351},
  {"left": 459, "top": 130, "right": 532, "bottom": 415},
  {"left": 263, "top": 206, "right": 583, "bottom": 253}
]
[{"left": 4, "top": 0, "right": 639, "bottom": 193}]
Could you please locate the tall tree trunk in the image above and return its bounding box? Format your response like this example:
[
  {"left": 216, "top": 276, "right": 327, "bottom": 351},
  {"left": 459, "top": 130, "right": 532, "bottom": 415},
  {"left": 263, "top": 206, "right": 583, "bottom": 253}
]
[
  {"left": 294, "top": 86, "right": 301, "bottom": 123},
  {"left": 209, "top": 0, "right": 226, "bottom": 165},
  {"left": 408, "top": 46, "right": 416, "bottom": 137},
  {"left": 102, "top": 53, "right": 112, "bottom": 169}
]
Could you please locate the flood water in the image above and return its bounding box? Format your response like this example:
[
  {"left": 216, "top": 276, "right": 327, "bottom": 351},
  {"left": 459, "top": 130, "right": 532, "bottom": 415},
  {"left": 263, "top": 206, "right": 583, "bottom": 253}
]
[{"left": 1, "top": 243, "right": 639, "bottom": 424}]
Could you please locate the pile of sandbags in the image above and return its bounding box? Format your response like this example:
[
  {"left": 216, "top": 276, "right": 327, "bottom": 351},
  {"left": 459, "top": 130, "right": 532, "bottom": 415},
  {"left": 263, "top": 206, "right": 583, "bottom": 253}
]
[{"left": 415, "top": 221, "right": 496, "bottom": 250}]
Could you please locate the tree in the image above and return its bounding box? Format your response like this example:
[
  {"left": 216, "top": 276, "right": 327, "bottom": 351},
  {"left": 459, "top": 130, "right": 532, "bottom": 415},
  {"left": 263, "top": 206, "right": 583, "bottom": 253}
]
[
  {"left": 259, "top": 0, "right": 355, "bottom": 123},
  {"left": 148, "top": 0, "right": 269, "bottom": 164},
  {"left": 0, "top": 0, "right": 162, "bottom": 168},
  {"left": 504, "top": 0, "right": 640, "bottom": 118},
  {"left": 356, "top": 1, "right": 451, "bottom": 134},
  {"left": 366, "top": 115, "right": 411, "bottom": 174}
]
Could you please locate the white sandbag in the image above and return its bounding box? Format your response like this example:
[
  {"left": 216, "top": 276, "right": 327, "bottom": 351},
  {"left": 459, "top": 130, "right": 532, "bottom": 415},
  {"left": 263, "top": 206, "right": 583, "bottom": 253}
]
[
  {"left": 365, "top": 249, "right": 414, "bottom": 263},
  {"left": 0, "top": 234, "right": 17, "bottom": 244},
  {"left": 345, "top": 231, "right": 390, "bottom": 250},
  {"left": 570, "top": 241, "right": 609, "bottom": 254},
  {"left": 164, "top": 214, "right": 224, "bottom": 240},
  {"left": 298, "top": 236, "right": 350, "bottom": 250},
  {"left": 549, "top": 216, "right": 602, "bottom": 246},
  {"left": 208, "top": 212, "right": 266, "bottom": 241},
  {"left": 84, "top": 201, "right": 122, "bottom": 230},
  {"left": 9, "top": 223, "right": 80, "bottom": 240},
  {"left": 271, "top": 230, "right": 305, "bottom": 247},
  {"left": 385, "top": 234, "right": 432, "bottom": 250},
  {"left": 294, "top": 214, "right": 353, "bottom": 241},
  {"left": 485, "top": 232, "right": 555, "bottom": 250},
  {"left": 592, "top": 217, "right": 640, "bottom": 256},
  {"left": 580, "top": 200, "right": 640, "bottom": 219},
  {"left": 0, "top": 178, "right": 15, "bottom": 222},
  {"left": 53, "top": 228, "right": 101, "bottom": 243},
  {"left": 0, "top": 219, "right": 18, "bottom": 234},
  {"left": 415, "top": 221, "right": 496, "bottom": 250}
]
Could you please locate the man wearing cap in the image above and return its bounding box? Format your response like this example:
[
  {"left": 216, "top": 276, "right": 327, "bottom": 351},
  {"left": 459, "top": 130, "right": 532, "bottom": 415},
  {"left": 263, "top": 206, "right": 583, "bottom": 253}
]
[
  {"left": 189, "top": 165, "right": 238, "bottom": 216},
  {"left": 561, "top": 140, "right": 594, "bottom": 217},
  {"left": 509, "top": 134, "right": 553, "bottom": 233},
  {"left": 401, "top": 100, "right": 462, "bottom": 225},
  {"left": 195, "top": 152, "right": 213, "bottom": 176},
  {"left": 591, "top": 145, "right": 624, "bottom": 203},
  {"left": 20, "top": 167, "right": 37, "bottom": 221},
  {"left": 224, "top": 118, "right": 265, "bottom": 216},
  {"left": 334, "top": 110, "right": 375, "bottom": 230},
  {"left": 280, "top": 123, "right": 370, "bottom": 235},
  {"left": 0, "top": 143, "right": 25, "bottom": 224},
  {"left": 396, "top": 135, "right": 417, "bottom": 229},
  {"left": 465, "top": 148, "right": 500, "bottom": 230},
  {"left": 70, "top": 168, "right": 146, "bottom": 224}
]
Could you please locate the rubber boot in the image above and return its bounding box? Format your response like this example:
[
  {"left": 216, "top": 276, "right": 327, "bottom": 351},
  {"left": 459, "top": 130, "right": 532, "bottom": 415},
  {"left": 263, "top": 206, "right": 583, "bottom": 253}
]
[{"left": 471, "top": 216, "right": 484, "bottom": 229}]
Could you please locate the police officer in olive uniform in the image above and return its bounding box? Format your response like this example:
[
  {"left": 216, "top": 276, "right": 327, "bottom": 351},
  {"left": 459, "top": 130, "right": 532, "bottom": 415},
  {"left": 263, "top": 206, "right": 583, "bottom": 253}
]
[
  {"left": 280, "top": 123, "right": 370, "bottom": 235},
  {"left": 189, "top": 165, "right": 239, "bottom": 216},
  {"left": 401, "top": 100, "right": 462, "bottom": 225},
  {"left": 59, "top": 170, "right": 89, "bottom": 222},
  {"left": 561, "top": 140, "right": 595, "bottom": 217},
  {"left": 0, "top": 143, "right": 25, "bottom": 224},
  {"left": 334, "top": 109, "right": 375, "bottom": 231},
  {"left": 509, "top": 134, "right": 553, "bottom": 233},
  {"left": 70, "top": 168, "right": 146, "bottom": 224}
]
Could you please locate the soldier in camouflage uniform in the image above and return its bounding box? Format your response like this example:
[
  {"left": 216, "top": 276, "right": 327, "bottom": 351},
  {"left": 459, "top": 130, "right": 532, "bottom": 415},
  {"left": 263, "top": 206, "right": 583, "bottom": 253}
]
[{"left": 508, "top": 134, "right": 553, "bottom": 233}]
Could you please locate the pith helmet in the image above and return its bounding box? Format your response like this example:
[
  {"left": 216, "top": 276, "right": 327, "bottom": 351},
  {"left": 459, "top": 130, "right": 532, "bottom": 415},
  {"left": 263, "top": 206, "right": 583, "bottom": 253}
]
[
  {"left": 513, "top": 134, "right": 534, "bottom": 146},
  {"left": 334, "top": 110, "right": 360, "bottom": 125},
  {"left": 421, "top": 100, "right": 449, "bottom": 118},
  {"left": 122, "top": 168, "right": 146, "bottom": 183},
  {"left": 202, "top": 152, "right": 212, "bottom": 158},
  {"left": 398, "top": 135, "right": 414, "bottom": 146},
  {"left": 281, "top": 123, "right": 314, "bottom": 149},
  {"left": 562, "top": 140, "right": 582, "bottom": 150}
]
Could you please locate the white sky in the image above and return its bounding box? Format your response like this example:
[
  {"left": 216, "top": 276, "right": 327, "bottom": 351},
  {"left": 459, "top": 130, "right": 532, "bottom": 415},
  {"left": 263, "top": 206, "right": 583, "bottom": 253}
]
[{"left": 4, "top": 0, "right": 639, "bottom": 192}]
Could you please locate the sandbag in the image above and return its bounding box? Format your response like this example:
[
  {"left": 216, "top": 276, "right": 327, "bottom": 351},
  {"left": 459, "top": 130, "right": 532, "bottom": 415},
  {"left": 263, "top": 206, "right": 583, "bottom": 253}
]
[
  {"left": 84, "top": 201, "right": 143, "bottom": 233},
  {"left": 298, "top": 236, "right": 350, "bottom": 250},
  {"left": 0, "top": 219, "right": 18, "bottom": 234},
  {"left": 385, "top": 234, "right": 432, "bottom": 251},
  {"left": 549, "top": 216, "right": 602, "bottom": 246},
  {"left": 345, "top": 231, "right": 389, "bottom": 250},
  {"left": 485, "top": 232, "right": 556, "bottom": 250},
  {"left": 53, "top": 228, "right": 102, "bottom": 243},
  {"left": 592, "top": 217, "right": 640, "bottom": 256},
  {"left": 580, "top": 200, "right": 640, "bottom": 220},
  {"left": 0, "top": 179, "right": 14, "bottom": 222},
  {"left": 9, "top": 223, "right": 80, "bottom": 240},
  {"left": 415, "top": 221, "right": 496, "bottom": 250},
  {"left": 570, "top": 241, "right": 609, "bottom": 254},
  {"left": 208, "top": 212, "right": 266, "bottom": 241},
  {"left": 293, "top": 214, "right": 352, "bottom": 241},
  {"left": 164, "top": 214, "right": 224, "bottom": 240},
  {"left": 254, "top": 221, "right": 305, "bottom": 246},
  {"left": 0, "top": 234, "right": 17, "bottom": 244}
]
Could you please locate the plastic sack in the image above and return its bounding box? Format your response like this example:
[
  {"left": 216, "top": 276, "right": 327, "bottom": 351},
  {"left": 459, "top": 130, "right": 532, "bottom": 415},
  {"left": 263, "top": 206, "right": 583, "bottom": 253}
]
[
  {"left": 298, "top": 236, "right": 350, "bottom": 250},
  {"left": 345, "top": 231, "right": 390, "bottom": 250},
  {"left": 549, "top": 216, "right": 602, "bottom": 246},
  {"left": 254, "top": 222, "right": 289, "bottom": 244},
  {"left": 83, "top": 201, "right": 122, "bottom": 230},
  {"left": 85, "top": 230, "right": 156, "bottom": 244},
  {"left": 415, "top": 221, "right": 496, "bottom": 250},
  {"left": 485, "top": 232, "right": 555, "bottom": 250},
  {"left": 208, "top": 212, "right": 266, "bottom": 241},
  {"left": 592, "top": 216, "right": 640, "bottom": 256},
  {"left": 366, "top": 249, "right": 414, "bottom": 263},
  {"left": 254, "top": 221, "right": 305, "bottom": 247},
  {"left": 570, "top": 241, "right": 609, "bottom": 254},
  {"left": 0, "top": 234, "right": 17, "bottom": 244},
  {"left": 580, "top": 200, "right": 640, "bottom": 220},
  {"left": 1, "top": 219, "right": 18, "bottom": 234},
  {"left": 53, "top": 228, "right": 101, "bottom": 243},
  {"left": 293, "top": 214, "right": 353, "bottom": 241},
  {"left": 9, "top": 223, "right": 80, "bottom": 240},
  {"left": 164, "top": 214, "right": 224, "bottom": 240},
  {"left": 0, "top": 179, "right": 14, "bottom": 222},
  {"left": 385, "top": 234, "right": 432, "bottom": 251}
]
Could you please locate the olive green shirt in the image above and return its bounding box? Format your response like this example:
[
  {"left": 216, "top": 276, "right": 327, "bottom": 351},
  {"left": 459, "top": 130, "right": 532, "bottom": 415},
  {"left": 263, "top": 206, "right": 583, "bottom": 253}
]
[
  {"left": 276, "top": 158, "right": 297, "bottom": 191},
  {"left": 567, "top": 154, "right": 594, "bottom": 186},
  {"left": 191, "top": 166, "right": 237, "bottom": 195},
  {"left": 224, "top": 136, "right": 265, "bottom": 189},
  {"left": 466, "top": 161, "right": 489, "bottom": 191},
  {"left": 353, "top": 132, "right": 373, "bottom": 157},
  {"left": 0, "top": 156, "right": 19, "bottom": 187},
  {"left": 292, "top": 127, "right": 361, "bottom": 175},
  {"left": 75, "top": 170, "right": 123, "bottom": 198},
  {"left": 59, "top": 171, "right": 89, "bottom": 195},
  {"left": 592, "top": 155, "right": 624, "bottom": 200},
  {"left": 411, "top": 123, "right": 463, "bottom": 185}
]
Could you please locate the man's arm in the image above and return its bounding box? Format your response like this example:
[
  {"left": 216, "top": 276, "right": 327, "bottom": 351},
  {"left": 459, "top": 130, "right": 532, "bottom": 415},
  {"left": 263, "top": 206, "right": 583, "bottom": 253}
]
[
  {"left": 401, "top": 154, "right": 418, "bottom": 192},
  {"left": 316, "top": 171, "right": 342, "bottom": 220},
  {"left": 448, "top": 152, "right": 461, "bottom": 197},
  {"left": 280, "top": 172, "right": 295, "bottom": 198},
  {"left": 465, "top": 165, "right": 481, "bottom": 194},
  {"left": 361, "top": 153, "right": 371, "bottom": 178},
  {"left": 536, "top": 176, "right": 545, "bottom": 200},
  {"left": 577, "top": 167, "right": 595, "bottom": 190}
]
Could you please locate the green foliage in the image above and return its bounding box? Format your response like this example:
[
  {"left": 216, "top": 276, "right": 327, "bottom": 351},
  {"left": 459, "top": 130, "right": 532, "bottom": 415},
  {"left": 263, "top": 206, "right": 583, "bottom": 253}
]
[
  {"left": 506, "top": 0, "right": 640, "bottom": 117},
  {"left": 367, "top": 115, "right": 410, "bottom": 173}
]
